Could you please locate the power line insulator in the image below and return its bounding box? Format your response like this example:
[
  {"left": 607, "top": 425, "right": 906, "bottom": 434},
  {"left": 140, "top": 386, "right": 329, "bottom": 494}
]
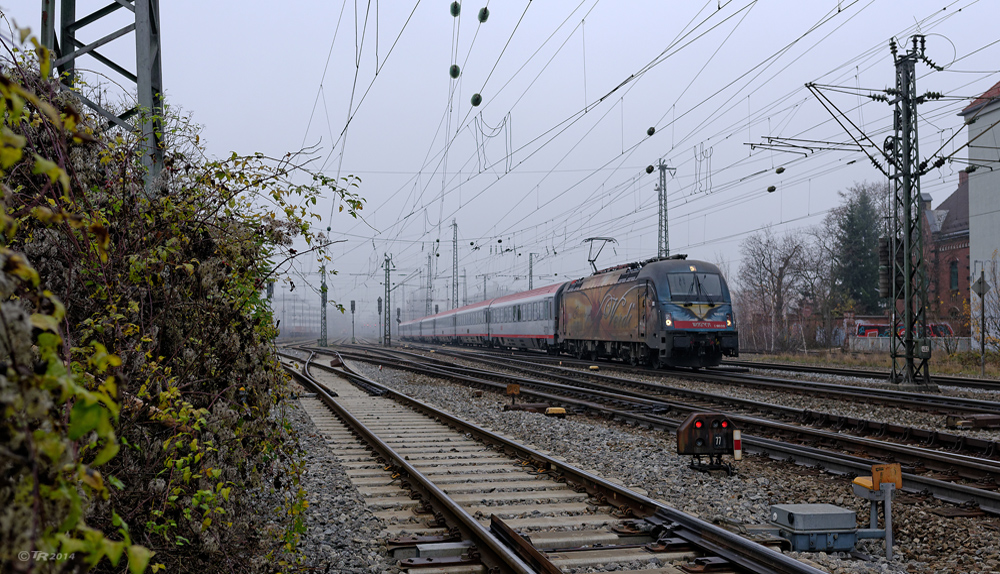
[
  {"left": 646, "top": 165, "right": 655, "bottom": 174},
  {"left": 767, "top": 185, "right": 776, "bottom": 193},
  {"left": 450, "top": 2, "right": 461, "bottom": 16},
  {"left": 775, "top": 166, "right": 785, "bottom": 174},
  {"left": 450, "top": 64, "right": 461, "bottom": 79},
  {"left": 478, "top": 7, "right": 489, "bottom": 22},
  {"left": 647, "top": 127, "right": 655, "bottom": 136},
  {"left": 471, "top": 93, "right": 482, "bottom": 106}
]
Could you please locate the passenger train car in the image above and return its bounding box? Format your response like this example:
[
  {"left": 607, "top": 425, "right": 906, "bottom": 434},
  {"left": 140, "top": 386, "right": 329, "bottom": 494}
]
[{"left": 398, "top": 255, "right": 738, "bottom": 368}]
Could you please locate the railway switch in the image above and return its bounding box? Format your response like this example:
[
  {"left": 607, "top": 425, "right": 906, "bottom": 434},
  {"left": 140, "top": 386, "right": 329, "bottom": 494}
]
[{"left": 676, "top": 412, "right": 738, "bottom": 475}]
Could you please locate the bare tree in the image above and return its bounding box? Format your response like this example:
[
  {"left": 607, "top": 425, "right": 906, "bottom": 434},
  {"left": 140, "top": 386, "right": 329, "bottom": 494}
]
[
  {"left": 798, "top": 231, "right": 840, "bottom": 347},
  {"left": 737, "top": 226, "right": 806, "bottom": 352}
]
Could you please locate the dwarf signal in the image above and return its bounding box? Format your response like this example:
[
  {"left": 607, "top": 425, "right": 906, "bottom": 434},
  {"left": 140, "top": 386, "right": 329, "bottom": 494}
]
[{"left": 677, "top": 412, "right": 740, "bottom": 475}]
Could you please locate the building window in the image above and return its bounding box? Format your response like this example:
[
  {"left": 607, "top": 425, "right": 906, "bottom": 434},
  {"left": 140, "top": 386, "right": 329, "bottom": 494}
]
[{"left": 950, "top": 261, "right": 959, "bottom": 291}]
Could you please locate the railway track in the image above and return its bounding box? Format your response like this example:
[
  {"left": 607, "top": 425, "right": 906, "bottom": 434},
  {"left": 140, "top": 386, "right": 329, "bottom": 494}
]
[
  {"left": 722, "top": 359, "right": 1000, "bottom": 391},
  {"left": 331, "top": 343, "right": 1000, "bottom": 452},
  {"left": 415, "top": 345, "right": 1000, "bottom": 417},
  {"left": 281, "top": 351, "right": 823, "bottom": 574},
  {"left": 312, "top": 343, "right": 1000, "bottom": 515}
]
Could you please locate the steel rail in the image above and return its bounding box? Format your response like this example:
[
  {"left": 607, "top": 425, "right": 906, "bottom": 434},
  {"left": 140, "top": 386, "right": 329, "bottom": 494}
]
[
  {"left": 346, "top": 346, "right": 1000, "bottom": 464},
  {"left": 311, "top": 347, "right": 1000, "bottom": 515},
  {"left": 723, "top": 359, "right": 1000, "bottom": 390},
  {"left": 280, "top": 361, "right": 536, "bottom": 574},
  {"left": 403, "top": 343, "right": 1000, "bottom": 414},
  {"left": 352, "top": 348, "right": 1000, "bottom": 479},
  {"left": 289, "top": 354, "right": 826, "bottom": 574},
  {"left": 446, "top": 345, "right": 1000, "bottom": 415}
]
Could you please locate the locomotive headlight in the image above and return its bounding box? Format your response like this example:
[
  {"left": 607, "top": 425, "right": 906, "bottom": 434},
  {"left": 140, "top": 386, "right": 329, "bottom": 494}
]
[
  {"left": 664, "top": 313, "right": 673, "bottom": 328},
  {"left": 726, "top": 313, "right": 732, "bottom": 327}
]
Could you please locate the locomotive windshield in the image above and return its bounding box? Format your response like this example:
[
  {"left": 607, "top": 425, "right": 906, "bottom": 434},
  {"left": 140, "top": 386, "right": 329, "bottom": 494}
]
[{"left": 665, "top": 272, "right": 725, "bottom": 303}]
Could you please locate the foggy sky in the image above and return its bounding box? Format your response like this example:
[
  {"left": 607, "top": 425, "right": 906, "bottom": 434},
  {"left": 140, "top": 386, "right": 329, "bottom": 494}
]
[{"left": 10, "top": 0, "right": 1000, "bottom": 335}]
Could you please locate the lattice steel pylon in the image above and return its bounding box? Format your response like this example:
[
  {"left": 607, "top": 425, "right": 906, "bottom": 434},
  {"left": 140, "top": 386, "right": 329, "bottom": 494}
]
[
  {"left": 887, "top": 37, "right": 932, "bottom": 386},
  {"left": 656, "top": 160, "right": 676, "bottom": 258},
  {"left": 383, "top": 254, "right": 394, "bottom": 347},
  {"left": 41, "top": 0, "right": 164, "bottom": 190},
  {"left": 451, "top": 219, "right": 458, "bottom": 309},
  {"left": 319, "top": 265, "right": 327, "bottom": 346},
  {"left": 426, "top": 253, "right": 433, "bottom": 316}
]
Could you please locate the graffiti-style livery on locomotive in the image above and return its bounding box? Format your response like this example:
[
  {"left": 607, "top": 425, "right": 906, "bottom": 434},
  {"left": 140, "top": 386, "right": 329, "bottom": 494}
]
[{"left": 398, "top": 255, "right": 738, "bottom": 368}]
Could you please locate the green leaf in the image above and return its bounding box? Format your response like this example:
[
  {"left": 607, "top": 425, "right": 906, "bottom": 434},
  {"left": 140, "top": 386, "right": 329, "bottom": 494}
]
[
  {"left": 0, "top": 127, "right": 26, "bottom": 169},
  {"left": 2, "top": 252, "right": 40, "bottom": 286},
  {"left": 31, "top": 154, "right": 71, "bottom": 192},
  {"left": 92, "top": 440, "right": 119, "bottom": 466},
  {"left": 56, "top": 484, "right": 83, "bottom": 531},
  {"left": 30, "top": 312, "right": 60, "bottom": 333},
  {"left": 68, "top": 400, "right": 101, "bottom": 440},
  {"left": 103, "top": 539, "right": 125, "bottom": 566}
]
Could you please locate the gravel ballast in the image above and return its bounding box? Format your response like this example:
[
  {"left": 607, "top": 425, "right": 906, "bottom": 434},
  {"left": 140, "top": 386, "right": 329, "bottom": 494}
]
[
  {"left": 342, "top": 357, "right": 1000, "bottom": 574},
  {"left": 284, "top": 394, "right": 399, "bottom": 574}
]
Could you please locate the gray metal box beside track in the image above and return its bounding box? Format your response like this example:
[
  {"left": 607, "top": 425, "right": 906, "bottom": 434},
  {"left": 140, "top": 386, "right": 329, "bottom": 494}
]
[
  {"left": 770, "top": 504, "right": 858, "bottom": 553},
  {"left": 770, "top": 504, "right": 856, "bottom": 531}
]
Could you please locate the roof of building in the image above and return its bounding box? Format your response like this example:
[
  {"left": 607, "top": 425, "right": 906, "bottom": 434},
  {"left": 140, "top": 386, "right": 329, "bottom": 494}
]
[
  {"left": 960, "top": 78, "right": 1000, "bottom": 116},
  {"left": 927, "top": 171, "right": 969, "bottom": 239}
]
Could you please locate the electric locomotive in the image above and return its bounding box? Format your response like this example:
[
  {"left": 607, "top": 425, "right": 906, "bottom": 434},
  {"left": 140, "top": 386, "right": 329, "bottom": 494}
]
[{"left": 559, "top": 255, "right": 738, "bottom": 368}]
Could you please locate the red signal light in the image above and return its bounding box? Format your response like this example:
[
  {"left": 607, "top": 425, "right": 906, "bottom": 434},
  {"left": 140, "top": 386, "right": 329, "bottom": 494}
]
[
  {"left": 721, "top": 420, "right": 729, "bottom": 428},
  {"left": 694, "top": 420, "right": 703, "bottom": 429}
]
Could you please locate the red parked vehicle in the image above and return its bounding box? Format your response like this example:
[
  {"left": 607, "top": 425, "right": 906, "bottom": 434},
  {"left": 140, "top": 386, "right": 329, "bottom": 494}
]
[{"left": 855, "top": 323, "right": 954, "bottom": 337}]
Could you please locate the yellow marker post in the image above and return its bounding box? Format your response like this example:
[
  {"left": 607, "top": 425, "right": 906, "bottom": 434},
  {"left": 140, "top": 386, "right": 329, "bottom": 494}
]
[{"left": 506, "top": 383, "right": 520, "bottom": 406}]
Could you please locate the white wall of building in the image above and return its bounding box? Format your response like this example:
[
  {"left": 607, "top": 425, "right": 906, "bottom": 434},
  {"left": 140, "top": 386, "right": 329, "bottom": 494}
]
[
  {"left": 964, "top": 94, "right": 1000, "bottom": 348},
  {"left": 967, "top": 101, "right": 1000, "bottom": 270}
]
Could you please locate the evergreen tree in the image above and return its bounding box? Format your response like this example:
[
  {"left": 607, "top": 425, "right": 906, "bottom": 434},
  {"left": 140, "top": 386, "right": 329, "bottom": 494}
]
[{"left": 826, "top": 182, "right": 888, "bottom": 314}]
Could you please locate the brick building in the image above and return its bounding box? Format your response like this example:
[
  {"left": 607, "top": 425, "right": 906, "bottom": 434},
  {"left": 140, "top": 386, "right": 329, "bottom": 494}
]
[{"left": 922, "top": 172, "right": 970, "bottom": 334}]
